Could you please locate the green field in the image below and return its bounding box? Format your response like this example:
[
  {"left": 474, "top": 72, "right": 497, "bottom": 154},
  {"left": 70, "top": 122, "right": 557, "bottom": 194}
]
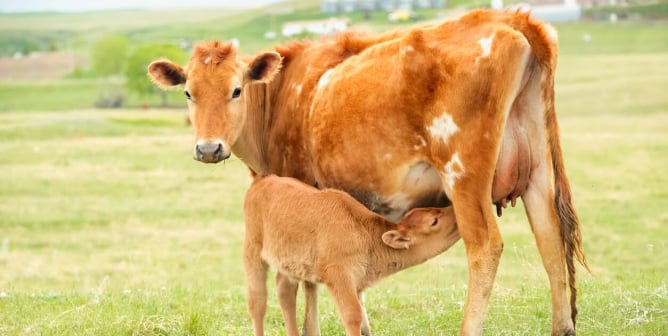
[{"left": 1, "top": 5, "right": 668, "bottom": 336}]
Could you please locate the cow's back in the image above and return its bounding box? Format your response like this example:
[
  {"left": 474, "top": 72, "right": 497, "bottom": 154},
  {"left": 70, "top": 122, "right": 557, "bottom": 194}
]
[
  {"left": 307, "top": 13, "right": 534, "bottom": 220},
  {"left": 254, "top": 32, "right": 403, "bottom": 184}
]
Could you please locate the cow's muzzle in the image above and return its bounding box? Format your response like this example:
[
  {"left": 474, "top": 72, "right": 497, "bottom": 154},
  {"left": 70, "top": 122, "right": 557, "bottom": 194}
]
[{"left": 193, "top": 140, "right": 230, "bottom": 163}]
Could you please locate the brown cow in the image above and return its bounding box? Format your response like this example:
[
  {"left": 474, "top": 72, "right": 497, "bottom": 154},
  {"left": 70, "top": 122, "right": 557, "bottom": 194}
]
[
  {"left": 148, "top": 9, "right": 589, "bottom": 336},
  {"left": 148, "top": 40, "right": 283, "bottom": 163},
  {"left": 243, "top": 174, "right": 460, "bottom": 336}
]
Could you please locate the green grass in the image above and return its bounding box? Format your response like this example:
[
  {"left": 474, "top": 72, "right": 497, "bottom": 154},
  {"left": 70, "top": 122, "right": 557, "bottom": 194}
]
[
  {"left": 556, "top": 20, "right": 668, "bottom": 55},
  {"left": 0, "top": 80, "right": 109, "bottom": 112},
  {"left": 0, "top": 79, "right": 185, "bottom": 112},
  {"left": 1, "top": 50, "right": 667, "bottom": 335},
  {"left": 584, "top": 2, "right": 668, "bottom": 20},
  {"left": 1, "top": 6, "right": 668, "bottom": 335}
]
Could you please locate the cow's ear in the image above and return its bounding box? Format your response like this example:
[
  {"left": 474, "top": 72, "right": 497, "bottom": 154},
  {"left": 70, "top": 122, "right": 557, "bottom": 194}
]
[
  {"left": 245, "top": 51, "right": 282, "bottom": 83},
  {"left": 148, "top": 59, "right": 186, "bottom": 89},
  {"left": 382, "top": 231, "right": 412, "bottom": 249}
]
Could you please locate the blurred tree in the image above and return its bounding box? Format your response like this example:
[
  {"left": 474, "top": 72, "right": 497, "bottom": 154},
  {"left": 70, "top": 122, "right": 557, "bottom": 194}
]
[
  {"left": 91, "top": 35, "right": 129, "bottom": 76},
  {"left": 125, "top": 43, "right": 186, "bottom": 107},
  {"left": 21, "top": 40, "right": 41, "bottom": 55}
]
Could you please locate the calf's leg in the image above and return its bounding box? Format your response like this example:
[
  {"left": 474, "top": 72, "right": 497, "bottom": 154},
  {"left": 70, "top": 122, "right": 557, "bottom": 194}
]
[
  {"left": 358, "top": 291, "right": 371, "bottom": 336},
  {"left": 276, "top": 272, "right": 300, "bottom": 336},
  {"left": 302, "top": 281, "right": 321, "bottom": 336},
  {"left": 323, "top": 269, "right": 363, "bottom": 336},
  {"left": 244, "top": 258, "right": 269, "bottom": 336}
]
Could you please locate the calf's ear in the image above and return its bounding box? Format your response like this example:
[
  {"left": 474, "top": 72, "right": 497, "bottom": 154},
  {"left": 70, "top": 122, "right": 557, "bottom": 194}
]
[
  {"left": 148, "top": 60, "right": 186, "bottom": 89},
  {"left": 246, "top": 51, "right": 282, "bottom": 83},
  {"left": 382, "top": 231, "right": 412, "bottom": 249}
]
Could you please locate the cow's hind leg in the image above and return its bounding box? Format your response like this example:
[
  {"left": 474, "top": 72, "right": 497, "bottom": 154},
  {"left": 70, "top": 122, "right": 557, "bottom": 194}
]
[
  {"left": 522, "top": 166, "right": 575, "bottom": 335},
  {"left": 448, "top": 27, "right": 533, "bottom": 335},
  {"left": 276, "top": 272, "right": 300, "bottom": 336}
]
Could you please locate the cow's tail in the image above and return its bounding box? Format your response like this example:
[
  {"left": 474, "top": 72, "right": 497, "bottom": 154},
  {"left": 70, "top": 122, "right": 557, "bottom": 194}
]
[
  {"left": 517, "top": 9, "right": 592, "bottom": 325},
  {"left": 545, "top": 80, "right": 591, "bottom": 326}
]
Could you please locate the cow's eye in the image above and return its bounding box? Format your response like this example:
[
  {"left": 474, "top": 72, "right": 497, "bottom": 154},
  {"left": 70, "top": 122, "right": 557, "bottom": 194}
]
[
  {"left": 184, "top": 90, "right": 192, "bottom": 100},
  {"left": 431, "top": 218, "right": 438, "bottom": 227},
  {"left": 232, "top": 87, "right": 241, "bottom": 99}
]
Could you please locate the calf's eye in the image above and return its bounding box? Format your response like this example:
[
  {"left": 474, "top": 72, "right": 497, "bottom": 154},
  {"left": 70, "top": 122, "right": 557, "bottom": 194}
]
[
  {"left": 184, "top": 90, "right": 192, "bottom": 100},
  {"left": 431, "top": 218, "right": 439, "bottom": 226},
  {"left": 232, "top": 87, "right": 241, "bottom": 99}
]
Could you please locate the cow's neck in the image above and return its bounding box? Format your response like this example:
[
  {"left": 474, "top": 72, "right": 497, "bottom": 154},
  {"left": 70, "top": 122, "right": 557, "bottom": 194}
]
[{"left": 232, "top": 83, "right": 272, "bottom": 174}]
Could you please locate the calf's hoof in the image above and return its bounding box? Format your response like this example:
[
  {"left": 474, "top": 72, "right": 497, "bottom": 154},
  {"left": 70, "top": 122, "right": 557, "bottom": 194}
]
[{"left": 301, "top": 326, "right": 320, "bottom": 336}]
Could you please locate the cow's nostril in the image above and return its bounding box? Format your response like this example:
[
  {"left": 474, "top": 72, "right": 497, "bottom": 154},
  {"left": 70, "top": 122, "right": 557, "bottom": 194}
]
[{"left": 214, "top": 143, "right": 223, "bottom": 157}]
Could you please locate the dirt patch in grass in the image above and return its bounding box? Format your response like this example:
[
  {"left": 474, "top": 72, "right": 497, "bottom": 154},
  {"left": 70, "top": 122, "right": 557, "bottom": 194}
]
[{"left": 0, "top": 51, "right": 87, "bottom": 81}]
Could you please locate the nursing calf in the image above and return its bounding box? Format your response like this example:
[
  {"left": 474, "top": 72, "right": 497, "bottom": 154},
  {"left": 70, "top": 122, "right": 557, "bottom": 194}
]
[{"left": 243, "top": 175, "right": 460, "bottom": 336}]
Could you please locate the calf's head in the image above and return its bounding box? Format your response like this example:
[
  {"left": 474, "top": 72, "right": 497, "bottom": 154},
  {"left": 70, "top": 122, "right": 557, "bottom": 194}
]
[
  {"left": 382, "top": 207, "right": 458, "bottom": 249},
  {"left": 148, "top": 41, "right": 281, "bottom": 163}
]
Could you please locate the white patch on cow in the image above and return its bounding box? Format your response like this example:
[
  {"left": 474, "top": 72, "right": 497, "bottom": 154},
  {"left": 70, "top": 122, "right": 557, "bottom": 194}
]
[
  {"left": 475, "top": 34, "right": 495, "bottom": 64},
  {"left": 203, "top": 56, "right": 211, "bottom": 65},
  {"left": 443, "top": 153, "right": 464, "bottom": 190},
  {"left": 479, "top": 35, "right": 494, "bottom": 57},
  {"left": 317, "top": 68, "right": 335, "bottom": 90},
  {"left": 401, "top": 45, "right": 414, "bottom": 55},
  {"left": 428, "top": 113, "right": 459, "bottom": 144},
  {"left": 295, "top": 84, "right": 302, "bottom": 95}
]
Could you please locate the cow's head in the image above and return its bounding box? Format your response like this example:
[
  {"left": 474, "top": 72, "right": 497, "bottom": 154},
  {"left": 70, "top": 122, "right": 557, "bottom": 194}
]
[{"left": 148, "top": 41, "right": 281, "bottom": 163}]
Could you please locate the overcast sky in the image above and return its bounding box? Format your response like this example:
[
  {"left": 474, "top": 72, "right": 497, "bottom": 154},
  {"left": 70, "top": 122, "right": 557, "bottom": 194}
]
[{"left": 0, "top": 0, "right": 281, "bottom": 13}]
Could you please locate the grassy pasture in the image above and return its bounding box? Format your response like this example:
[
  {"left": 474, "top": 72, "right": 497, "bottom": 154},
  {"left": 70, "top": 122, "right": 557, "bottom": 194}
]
[
  {"left": 1, "top": 10, "right": 668, "bottom": 336},
  {"left": 1, "top": 54, "right": 667, "bottom": 335}
]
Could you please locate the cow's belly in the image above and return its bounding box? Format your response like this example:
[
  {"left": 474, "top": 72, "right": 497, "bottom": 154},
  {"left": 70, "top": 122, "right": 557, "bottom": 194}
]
[{"left": 327, "top": 161, "right": 450, "bottom": 222}]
